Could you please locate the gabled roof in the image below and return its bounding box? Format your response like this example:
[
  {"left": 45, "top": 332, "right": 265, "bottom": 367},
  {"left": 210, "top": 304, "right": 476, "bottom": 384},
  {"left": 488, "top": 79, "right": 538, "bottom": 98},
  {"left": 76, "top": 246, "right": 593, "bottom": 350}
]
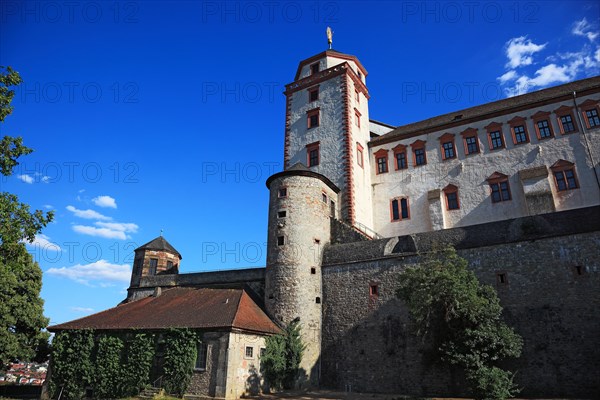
[
  {"left": 48, "top": 288, "right": 280, "bottom": 335},
  {"left": 135, "top": 236, "right": 182, "bottom": 259},
  {"left": 370, "top": 76, "right": 600, "bottom": 146}
]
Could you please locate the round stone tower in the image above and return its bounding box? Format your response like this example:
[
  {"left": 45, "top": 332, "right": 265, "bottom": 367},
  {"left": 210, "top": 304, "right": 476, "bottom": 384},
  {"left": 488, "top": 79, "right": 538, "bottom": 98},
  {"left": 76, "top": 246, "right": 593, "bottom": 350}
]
[{"left": 265, "top": 165, "right": 340, "bottom": 386}]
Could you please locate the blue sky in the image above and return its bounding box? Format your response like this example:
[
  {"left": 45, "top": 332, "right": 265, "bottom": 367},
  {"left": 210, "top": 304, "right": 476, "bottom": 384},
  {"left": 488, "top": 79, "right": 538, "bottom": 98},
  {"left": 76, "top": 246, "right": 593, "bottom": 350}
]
[{"left": 0, "top": 0, "right": 598, "bottom": 326}]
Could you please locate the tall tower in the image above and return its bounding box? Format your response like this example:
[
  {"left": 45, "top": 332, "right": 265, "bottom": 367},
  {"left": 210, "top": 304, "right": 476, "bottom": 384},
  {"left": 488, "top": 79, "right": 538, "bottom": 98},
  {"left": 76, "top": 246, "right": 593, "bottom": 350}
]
[
  {"left": 265, "top": 165, "right": 340, "bottom": 386},
  {"left": 283, "top": 49, "right": 373, "bottom": 231},
  {"left": 128, "top": 236, "right": 181, "bottom": 289}
]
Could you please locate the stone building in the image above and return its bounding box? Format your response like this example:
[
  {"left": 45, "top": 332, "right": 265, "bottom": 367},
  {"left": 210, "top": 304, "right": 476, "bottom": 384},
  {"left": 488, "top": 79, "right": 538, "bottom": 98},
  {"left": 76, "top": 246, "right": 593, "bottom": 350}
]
[{"left": 49, "top": 49, "right": 600, "bottom": 398}]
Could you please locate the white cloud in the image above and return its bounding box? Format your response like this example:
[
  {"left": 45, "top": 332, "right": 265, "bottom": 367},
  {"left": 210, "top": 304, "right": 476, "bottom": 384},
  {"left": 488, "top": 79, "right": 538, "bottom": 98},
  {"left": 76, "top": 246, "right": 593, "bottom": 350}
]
[
  {"left": 498, "top": 70, "right": 517, "bottom": 84},
  {"left": 71, "top": 307, "right": 94, "bottom": 313},
  {"left": 596, "top": 48, "right": 600, "bottom": 62},
  {"left": 92, "top": 195, "right": 117, "bottom": 209},
  {"left": 47, "top": 259, "right": 131, "bottom": 285},
  {"left": 95, "top": 221, "right": 138, "bottom": 233},
  {"left": 572, "top": 18, "right": 599, "bottom": 42},
  {"left": 43, "top": 204, "right": 54, "bottom": 209},
  {"left": 24, "top": 234, "right": 62, "bottom": 252},
  {"left": 72, "top": 225, "right": 127, "bottom": 240},
  {"left": 66, "top": 205, "right": 112, "bottom": 221},
  {"left": 17, "top": 174, "right": 34, "bottom": 184},
  {"left": 505, "top": 36, "right": 547, "bottom": 69}
]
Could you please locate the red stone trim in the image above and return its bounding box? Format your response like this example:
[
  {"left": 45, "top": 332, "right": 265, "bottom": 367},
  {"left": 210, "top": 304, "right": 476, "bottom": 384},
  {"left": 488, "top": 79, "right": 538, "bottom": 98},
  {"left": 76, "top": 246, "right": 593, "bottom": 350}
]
[
  {"left": 341, "top": 73, "right": 355, "bottom": 225},
  {"left": 390, "top": 197, "right": 410, "bottom": 222},
  {"left": 306, "top": 141, "right": 320, "bottom": 167},
  {"left": 484, "top": 122, "right": 505, "bottom": 150},
  {"left": 531, "top": 111, "right": 555, "bottom": 140},
  {"left": 283, "top": 92, "right": 293, "bottom": 169},
  {"left": 508, "top": 116, "right": 530, "bottom": 145},
  {"left": 554, "top": 105, "right": 579, "bottom": 134},
  {"left": 287, "top": 63, "right": 370, "bottom": 100},
  {"left": 438, "top": 133, "right": 456, "bottom": 161},
  {"left": 580, "top": 98, "right": 600, "bottom": 129},
  {"left": 410, "top": 139, "right": 427, "bottom": 167},
  {"left": 374, "top": 148, "right": 389, "bottom": 175},
  {"left": 460, "top": 127, "right": 480, "bottom": 155},
  {"left": 442, "top": 184, "right": 460, "bottom": 210},
  {"left": 550, "top": 160, "right": 580, "bottom": 191},
  {"left": 356, "top": 142, "right": 364, "bottom": 168},
  {"left": 392, "top": 144, "right": 408, "bottom": 170}
]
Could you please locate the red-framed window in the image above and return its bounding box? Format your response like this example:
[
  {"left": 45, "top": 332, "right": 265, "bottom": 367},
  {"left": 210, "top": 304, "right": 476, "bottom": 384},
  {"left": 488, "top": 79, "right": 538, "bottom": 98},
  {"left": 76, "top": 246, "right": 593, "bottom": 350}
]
[
  {"left": 355, "top": 89, "right": 360, "bottom": 103},
  {"left": 356, "top": 142, "right": 364, "bottom": 168},
  {"left": 580, "top": 99, "right": 600, "bottom": 129},
  {"left": 485, "top": 122, "right": 505, "bottom": 150},
  {"left": 531, "top": 111, "right": 554, "bottom": 140},
  {"left": 554, "top": 105, "right": 578, "bottom": 134},
  {"left": 411, "top": 140, "right": 427, "bottom": 167},
  {"left": 508, "top": 116, "right": 529, "bottom": 145},
  {"left": 308, "top": 86, "right": 319, "bottom": 102},
  {"left": 392, "top": 144, "right": 408, "bottom": 170},
  {"left": 487, "top": 172, "right": 511, "bottom": 203},
  {"left": 310, "top": 62, "right": 320, "bottom": 75},
  {"left": 550, "top": 159, "right": 579, "bottom": 191},
  {"left": 306, "top": 141, "right": 320, "bottom": 167},
  {"left": 374, "top": 148, "right": 389, "bottom": 174},
  {"left": 354, "top": 108, "right": 361, "bottom": 128},
  {"left": 439, "top": 133, "right": 456, "bottom": 160},
  {"left": 460, "top": 128, "right": 480, "bottom": 155},
  {"left": 390, "top": 197, "right": 410, "bottom": 221},
  {"left": 443, "top": 184, "right": 460, "bottom": 210},
  {"left": 307, "top": 108, "right": 320, "bottom": 129}
]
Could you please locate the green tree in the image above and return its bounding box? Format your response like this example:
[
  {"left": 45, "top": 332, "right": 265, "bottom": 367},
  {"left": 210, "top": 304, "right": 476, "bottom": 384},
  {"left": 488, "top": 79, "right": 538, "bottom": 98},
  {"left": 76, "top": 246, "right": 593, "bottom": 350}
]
[
  {"left": 397, "top": 247, "right": 523, "bottom": 399},
  {"left": 0, "top": 66, "right": 53, "bottom": 368},
  {"left": 261, "top": 319, "right": 305, "bottom": 390}
]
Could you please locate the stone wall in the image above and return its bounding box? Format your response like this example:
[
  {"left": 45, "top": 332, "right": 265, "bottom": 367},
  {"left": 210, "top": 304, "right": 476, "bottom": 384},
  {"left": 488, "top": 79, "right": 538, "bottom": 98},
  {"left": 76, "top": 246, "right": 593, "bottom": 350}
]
[
  {"left": 320, "top": 206, "right": 600, "bottom": 397},
  {"left": 127, "top": 268, "right": 265, "bottom": 302}
]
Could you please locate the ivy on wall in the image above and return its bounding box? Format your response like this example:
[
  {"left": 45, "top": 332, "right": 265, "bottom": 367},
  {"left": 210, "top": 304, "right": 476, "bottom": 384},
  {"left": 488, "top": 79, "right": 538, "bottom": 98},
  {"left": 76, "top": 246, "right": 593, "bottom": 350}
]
[
  {"left": 162, "top": 328, "right": 198, "bottom": 397},
  {"left": 50, "top": 330, "right": 190, "bottom": 399}
]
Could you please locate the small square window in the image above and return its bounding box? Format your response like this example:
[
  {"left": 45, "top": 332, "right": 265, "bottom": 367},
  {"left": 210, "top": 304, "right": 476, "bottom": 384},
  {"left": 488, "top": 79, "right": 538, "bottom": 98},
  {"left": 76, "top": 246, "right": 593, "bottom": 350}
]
[
  {"left": 585, "top": 108, "right": 600, "bottom": 127},
  {"left": 308, "top": 113, "right": 319, "bottom": 128},
  {"left": 277, "top": 236, "right": 285, "bottom": 246},
  {"left": 442, "top": 141, "right": 455, "bottom": 160},
  {"left": 310, "top": 63, "right": 320, "bottom": 75},
  {"left": 245, "top": 346, "right": 254, "bottom": 358},
  {"left": 414, "top": 148, "right": 426, "bottom": 166},
  {"left": 377, "top": 156, "right": 388, "bottom": 173},
  {"left": 446, "top": 191, "right": 459, "bottom": 210},
  {"left": 513, "top": 125, "right": 528, "bottom": 144},
  {"left": 559, "top": 114, "right": 576, "bottom": 133},
  {"left": 167, "top": 261, "right": 173, "bottom": 269},
  {"left": 573, "top": 265, "right": 585, "bottom": 276},
  {"left": 464, "top": 136, "right": 479, "bottom": 155},
  {"left": 309, "top": 87, "right": 319, "bottom": 102},
  {"left": 310, "top": 267, "right": 316, "bottom": 274},
  {"left": 278, "top": 188, "right": 287, "bottom": 198},
  {"left": 277, "top": 210, "right": 286, "bottom": 218},
  {"left": 536, "top": 120, "right": 552, "bottom": 139},
  {"left": 315, "top": 297, "right": 321, "bottom": 304},
  {"left": 355, "top": 89, "right": 360, "bottom": 103},
  {"left": 391, "top": 198, "right": 410, "bottom": 221},
  {"left": 314, "top": 239, "right": 320, "bottom": 245}
]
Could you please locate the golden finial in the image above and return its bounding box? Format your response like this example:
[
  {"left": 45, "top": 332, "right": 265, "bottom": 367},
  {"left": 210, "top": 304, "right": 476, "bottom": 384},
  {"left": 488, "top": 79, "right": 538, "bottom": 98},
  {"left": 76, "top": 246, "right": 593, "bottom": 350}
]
[{"left": 326, "top": 27, "right": 333, "bottom": 49}]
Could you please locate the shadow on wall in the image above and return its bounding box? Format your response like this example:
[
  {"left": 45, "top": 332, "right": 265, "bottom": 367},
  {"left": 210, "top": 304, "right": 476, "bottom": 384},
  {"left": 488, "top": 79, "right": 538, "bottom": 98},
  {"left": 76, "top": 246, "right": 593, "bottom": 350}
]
[{"left": 245, "top": 365, "right": 309, "bottom": 395}]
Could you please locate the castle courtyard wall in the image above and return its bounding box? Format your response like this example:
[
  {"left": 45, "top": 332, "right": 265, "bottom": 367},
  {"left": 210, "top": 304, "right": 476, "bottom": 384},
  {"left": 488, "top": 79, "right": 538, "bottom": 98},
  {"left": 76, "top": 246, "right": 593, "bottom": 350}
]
[{"left": 320, "top": 206, "right": 600, "bottom": 397}]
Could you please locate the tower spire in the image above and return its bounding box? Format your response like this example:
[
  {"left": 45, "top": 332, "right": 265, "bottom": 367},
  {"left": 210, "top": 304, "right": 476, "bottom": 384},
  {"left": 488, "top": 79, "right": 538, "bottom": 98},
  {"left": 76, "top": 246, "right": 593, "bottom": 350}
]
[{"left": 326, "top": 27, "right": 333, "bottom": 49}]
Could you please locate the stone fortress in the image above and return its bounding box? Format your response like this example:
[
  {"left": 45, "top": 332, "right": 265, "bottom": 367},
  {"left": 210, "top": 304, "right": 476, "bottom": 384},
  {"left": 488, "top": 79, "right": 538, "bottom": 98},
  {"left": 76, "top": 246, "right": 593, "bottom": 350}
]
[{"left": 54, "top": 49, "right": 600, "bottom": 398}]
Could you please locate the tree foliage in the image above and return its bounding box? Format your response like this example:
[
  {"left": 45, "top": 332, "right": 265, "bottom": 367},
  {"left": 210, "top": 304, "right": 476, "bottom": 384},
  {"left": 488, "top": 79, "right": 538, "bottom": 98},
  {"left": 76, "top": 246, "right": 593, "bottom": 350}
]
[
  {"left": 0, "top": 66, "right": 53, "bottom": 369},
  {"left": 162, "top": 328, "right": 198, "bottom": 397},
  {"left": 397, "top": 247, "right": 523, "bottom": 399},
  {"left": 261, "top": 319, "right": 305, "bottom": 390}
]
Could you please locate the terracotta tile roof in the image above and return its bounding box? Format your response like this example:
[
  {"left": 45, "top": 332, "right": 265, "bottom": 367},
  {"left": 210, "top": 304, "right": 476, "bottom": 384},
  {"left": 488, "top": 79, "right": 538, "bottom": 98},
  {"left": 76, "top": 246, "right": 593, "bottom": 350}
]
[
  {"left": 48, "top": 288, "right": 280, "bottom": 335},
  {"left": 371, "top": 76, "right": 600, "bottom": 146}
]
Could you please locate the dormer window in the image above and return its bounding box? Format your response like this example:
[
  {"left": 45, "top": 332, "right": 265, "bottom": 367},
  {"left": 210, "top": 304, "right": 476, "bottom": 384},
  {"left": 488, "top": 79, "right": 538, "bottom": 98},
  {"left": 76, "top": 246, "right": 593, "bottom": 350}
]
[{"left": 310, "top": 63, "right": 320, "bottom": 75}]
